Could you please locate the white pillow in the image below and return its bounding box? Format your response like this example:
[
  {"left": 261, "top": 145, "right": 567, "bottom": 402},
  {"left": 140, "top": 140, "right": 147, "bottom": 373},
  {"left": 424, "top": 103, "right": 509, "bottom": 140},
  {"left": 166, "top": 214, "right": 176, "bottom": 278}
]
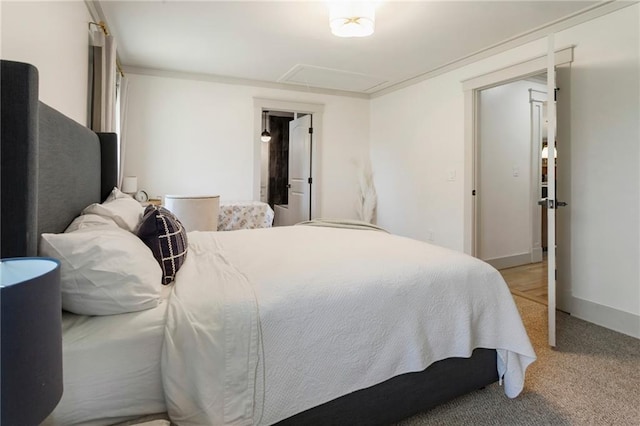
[
  {"left": 105, "top": 186, "right": 133, "bottom": 201},
  {"left": 39, "top": 227, "right": 163, "bottom": 316},
  {"left": 82, "top": 188, "right": 144, "bottom": 232},
  {"left": 65, "top": 213, "right": 118, "bottom": 233}
]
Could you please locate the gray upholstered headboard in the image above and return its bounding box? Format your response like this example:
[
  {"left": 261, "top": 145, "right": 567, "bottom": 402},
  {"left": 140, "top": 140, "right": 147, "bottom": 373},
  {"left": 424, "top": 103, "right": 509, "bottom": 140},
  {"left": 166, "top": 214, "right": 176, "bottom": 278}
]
[{"left": 1, "top": 60, "right": 117, "bottom": 257}]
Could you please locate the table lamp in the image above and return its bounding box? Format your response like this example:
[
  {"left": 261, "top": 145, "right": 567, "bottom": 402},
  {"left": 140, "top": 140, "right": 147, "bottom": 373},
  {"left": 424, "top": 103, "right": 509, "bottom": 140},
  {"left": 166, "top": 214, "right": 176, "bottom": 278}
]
[
  {"left": 0, "top": 257, "right": 63, "bottom": 425},
  {"left": 163, "top": 195, "right": 220, "bottom": 232},
  {"left": 121, "top": 176, "right": 138, "bottom": 195}
]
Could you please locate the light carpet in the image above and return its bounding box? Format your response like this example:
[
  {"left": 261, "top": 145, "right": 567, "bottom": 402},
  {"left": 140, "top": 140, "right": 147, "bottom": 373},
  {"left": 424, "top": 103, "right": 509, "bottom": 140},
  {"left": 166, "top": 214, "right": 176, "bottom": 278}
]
[{"left": 397, "top": 295, "right": 640, "bottom": 425}]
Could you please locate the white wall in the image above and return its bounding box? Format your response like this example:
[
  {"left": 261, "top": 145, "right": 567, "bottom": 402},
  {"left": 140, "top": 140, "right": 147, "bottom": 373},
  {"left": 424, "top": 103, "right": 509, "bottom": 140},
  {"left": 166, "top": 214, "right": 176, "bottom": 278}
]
[
  {"left": 369, "top": 76, "right": 463, "bottom": 248},
  {"left": 556, "top": 4, "right": 639, "bottom": 330},
  {"left": 0, "top": 1, "right": 92, "bottom": 125},
  {"left": 370, "top": 5, "right": 639, "bottom": 336},
  {"left": 124, "top": 73, "right": 370, "bottom": 219},
  {"left": 478, "top": 80, "right": 546, "bottom": 263},
  {"left": 369, "top": 38, "right": 552, "bottom": 249}
]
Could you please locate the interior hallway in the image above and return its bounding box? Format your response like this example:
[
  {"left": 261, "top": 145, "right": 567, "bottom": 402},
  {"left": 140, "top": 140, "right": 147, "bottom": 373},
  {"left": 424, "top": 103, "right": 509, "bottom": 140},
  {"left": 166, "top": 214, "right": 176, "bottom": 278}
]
[{"left": 499, "top": 258, "right": 548, "bottom": 306}]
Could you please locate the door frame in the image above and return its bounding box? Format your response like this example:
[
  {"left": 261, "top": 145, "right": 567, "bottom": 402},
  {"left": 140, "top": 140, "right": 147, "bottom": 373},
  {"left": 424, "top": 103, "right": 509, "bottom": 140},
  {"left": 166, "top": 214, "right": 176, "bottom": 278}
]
[
  {"left": 253, "top": 98, "right": 324, "bottom": 219},
  {"left": 529, "top": 88, "right": 547, "bottom": 264},
  {"left": 462, "top": 46, "right": 574, "bottom": 256},
  {"left": 472, "top": 80, "right": 548, "bottom": 269}
]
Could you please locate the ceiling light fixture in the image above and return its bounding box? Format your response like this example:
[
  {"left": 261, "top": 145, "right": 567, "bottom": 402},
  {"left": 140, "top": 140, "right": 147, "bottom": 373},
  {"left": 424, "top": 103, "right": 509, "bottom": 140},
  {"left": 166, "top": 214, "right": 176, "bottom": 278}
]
[
  {"left": 261, "top": 111, "right": 271, "bottom": 143},
  {"left": 329, "top": 2, "right": 375, "bottom": 38}
]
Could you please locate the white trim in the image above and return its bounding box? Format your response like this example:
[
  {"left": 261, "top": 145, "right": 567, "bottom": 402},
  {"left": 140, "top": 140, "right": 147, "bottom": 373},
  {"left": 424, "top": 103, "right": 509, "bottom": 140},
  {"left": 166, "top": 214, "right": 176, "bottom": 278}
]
[
  {"left": 463, "top": 46, "right": 574, "bottom": 258},
  {"left": 83, "top": 0, "right": 104, "bottom": 24},
  {"left": 253, "top": 98, "right": 325, "bottom": 115},
  {"left": 123, "top": 66, "right": 369, "bottom": 100},
  {"left": 531, "top": 247, "right": 543, "bottom": 263},
  {"left": 463, "top": 90, "right": 476, "bottom": 255},
  {"left": 462, "top": 47, "right": 573, "bottom": 92},
  {"left": 87, "top": 1, "right": 631, "bottom": 100},
  {"left": 562, "top": 294, "right": 640, "bottom": 339},
  {"left": 530, "top": 96, "right": 546, "bottom": 263},
  {"left": 484, "top": 253, "right": 534, "bottom": 270},
  {"left": 371, "top": 1, "right": 631, "bottom": 98},
  {"left": 253, "top": 98, "right": 323, "bottom": 219},
  {"left": 529, "top": 88, "right": 547, "bottom": 103}
]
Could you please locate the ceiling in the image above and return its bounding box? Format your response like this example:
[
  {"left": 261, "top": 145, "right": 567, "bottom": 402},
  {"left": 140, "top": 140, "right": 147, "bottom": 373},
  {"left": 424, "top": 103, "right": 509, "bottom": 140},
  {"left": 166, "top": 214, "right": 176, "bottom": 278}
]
[{"left": 99, "top": 1, "right": 600, "bottom": 95}]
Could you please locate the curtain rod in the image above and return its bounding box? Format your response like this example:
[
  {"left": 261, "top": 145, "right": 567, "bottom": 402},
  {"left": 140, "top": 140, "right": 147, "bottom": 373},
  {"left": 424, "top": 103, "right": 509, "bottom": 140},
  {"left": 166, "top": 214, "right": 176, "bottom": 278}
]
[
  {"left": 115, "top": 59, "right": 125, "bottom": 79},
  {"left": 89, "top": 21, "right": 109, "bottom": 36},
  {"left": 89, "top": 21, "right": 125, "bottom": 78}
]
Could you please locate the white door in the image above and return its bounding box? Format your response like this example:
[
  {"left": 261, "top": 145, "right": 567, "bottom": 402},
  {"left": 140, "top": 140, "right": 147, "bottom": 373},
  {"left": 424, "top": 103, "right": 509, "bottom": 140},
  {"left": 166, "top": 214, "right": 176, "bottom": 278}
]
[
  {"left": 288, "top": 114, "right": 312, "bottom": 224},
  {"left": 543, "top": 35, "right": 562, "bottom": 347}
]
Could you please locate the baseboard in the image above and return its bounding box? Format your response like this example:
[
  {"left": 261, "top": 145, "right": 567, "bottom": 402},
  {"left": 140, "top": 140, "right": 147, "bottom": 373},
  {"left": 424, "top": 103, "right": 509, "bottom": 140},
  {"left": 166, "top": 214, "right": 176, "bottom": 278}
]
[
  {"left": 564, "top": 295, "right": 640, "bottom": 339},
  {"left": 531, "top": 247, "right": 543, "bottom": 263},
  {"left": 485, "top": 252, "right": 532, "bottom": 270},
  {"left": 557, "top": 288, "right": 572, "bottom": 313}
]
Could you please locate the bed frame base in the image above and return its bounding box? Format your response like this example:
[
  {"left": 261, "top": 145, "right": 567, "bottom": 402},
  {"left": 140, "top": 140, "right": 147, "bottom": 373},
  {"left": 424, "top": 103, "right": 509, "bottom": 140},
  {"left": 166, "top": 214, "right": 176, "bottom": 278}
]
[{"left": 277, "top": 348, "right": 497, "bottom": 425}]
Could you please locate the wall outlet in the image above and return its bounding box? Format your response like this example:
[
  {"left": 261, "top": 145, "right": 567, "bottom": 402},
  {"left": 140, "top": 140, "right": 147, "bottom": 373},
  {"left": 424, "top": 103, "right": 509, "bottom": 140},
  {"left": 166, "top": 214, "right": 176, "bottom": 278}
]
[
  {"left": 427, "top": 230, "right": 434, "bottom": 241},
  {"left": 512, "top": 166, "right": 519, "bottom": 177}
]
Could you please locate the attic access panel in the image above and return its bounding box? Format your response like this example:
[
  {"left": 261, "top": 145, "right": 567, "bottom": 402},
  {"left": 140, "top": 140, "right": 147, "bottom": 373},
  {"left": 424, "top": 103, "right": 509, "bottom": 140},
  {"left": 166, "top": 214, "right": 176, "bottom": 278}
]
[{"left": 279, "top": 64, "right": 387, "bottom": 93}]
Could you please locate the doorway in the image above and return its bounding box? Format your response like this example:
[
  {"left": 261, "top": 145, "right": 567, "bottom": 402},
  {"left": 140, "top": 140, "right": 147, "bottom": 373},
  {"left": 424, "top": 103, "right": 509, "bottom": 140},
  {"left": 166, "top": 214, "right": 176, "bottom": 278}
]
[
  {"left": 260, "top": 110, "right": 294, "bottom": 206},
  {"left": 260, "top": 110, "right": 314, "bottom": 226},
  {"left": 464, "top": 43, "right": 573, "bottom": 346},
  {"left": 475, "top": 74, "right": 549, "bottom": 305},
  {"left": 253, "top": 98, "right": 324, "bottom": 224},
  {"left": 462, "top": 46, "right": 573, "bottom": 257},
  {"left": 476, "top": 75, "right": 547, "bottom": 270},
  {"left": 499, "top": 260, "right": 548, "bottom": 305}
]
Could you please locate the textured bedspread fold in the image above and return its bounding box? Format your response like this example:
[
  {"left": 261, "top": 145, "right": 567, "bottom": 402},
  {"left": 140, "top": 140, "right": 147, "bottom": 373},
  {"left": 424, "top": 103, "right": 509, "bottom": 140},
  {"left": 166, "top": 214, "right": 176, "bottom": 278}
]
[
  {"left": 162, "top": 233, "right": 259, "bottom": 426},
  {"left": 295, "top": 218, "right": 388, "bottom": 232},
  {"left": 163, "top": 227, "right": 536, "bottom": 426}
]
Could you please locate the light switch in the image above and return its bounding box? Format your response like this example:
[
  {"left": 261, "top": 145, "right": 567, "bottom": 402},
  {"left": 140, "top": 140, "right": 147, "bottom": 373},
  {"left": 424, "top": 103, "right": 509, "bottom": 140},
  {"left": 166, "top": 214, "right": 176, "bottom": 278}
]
[{"left": 447, "top": 169, "right": 456, "bottom": 182}]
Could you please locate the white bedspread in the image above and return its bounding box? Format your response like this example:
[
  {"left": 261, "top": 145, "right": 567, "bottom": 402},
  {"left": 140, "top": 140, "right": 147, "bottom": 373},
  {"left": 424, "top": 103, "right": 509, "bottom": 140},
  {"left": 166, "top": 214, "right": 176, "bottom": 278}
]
[{"left": 162, "top": 226, "right": 536, "bottom": 425}]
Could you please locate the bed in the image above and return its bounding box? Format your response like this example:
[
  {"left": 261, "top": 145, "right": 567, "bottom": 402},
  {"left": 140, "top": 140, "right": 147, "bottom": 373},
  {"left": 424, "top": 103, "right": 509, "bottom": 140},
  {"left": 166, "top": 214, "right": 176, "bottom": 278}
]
[{"left": 0, "top": 60, "right": 535, "bottom": 426}]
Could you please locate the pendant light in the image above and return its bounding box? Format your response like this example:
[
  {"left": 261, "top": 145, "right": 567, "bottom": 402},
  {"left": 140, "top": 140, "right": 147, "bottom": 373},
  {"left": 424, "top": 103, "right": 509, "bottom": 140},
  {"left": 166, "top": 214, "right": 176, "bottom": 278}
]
[{"left": 261, "top": 111, "right": 271, "bottom": 143}]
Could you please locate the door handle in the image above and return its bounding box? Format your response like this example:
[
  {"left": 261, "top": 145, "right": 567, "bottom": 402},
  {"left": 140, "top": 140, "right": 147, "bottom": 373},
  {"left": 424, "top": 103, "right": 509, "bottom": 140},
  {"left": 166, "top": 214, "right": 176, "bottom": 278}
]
[
  {"left": 538, "top": 199, "right": 568, "bottom": 209},
  {"left": 286, "top": 184, "right": 291, "bottom": 189}
]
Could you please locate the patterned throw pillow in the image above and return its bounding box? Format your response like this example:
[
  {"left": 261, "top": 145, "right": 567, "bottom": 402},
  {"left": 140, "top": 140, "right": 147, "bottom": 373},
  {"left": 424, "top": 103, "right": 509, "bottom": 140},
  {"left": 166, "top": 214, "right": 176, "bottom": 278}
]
[{"left": 136, "top": 205, "right": 188, "bottom": 285}]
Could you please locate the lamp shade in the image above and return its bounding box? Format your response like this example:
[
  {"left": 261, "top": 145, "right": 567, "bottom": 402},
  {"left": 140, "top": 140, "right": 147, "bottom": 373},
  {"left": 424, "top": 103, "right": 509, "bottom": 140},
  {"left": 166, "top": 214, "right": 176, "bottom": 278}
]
[
  {"left": 164, "top": 195, "right": 221, "bottom": 232},
  {"left": 121, "top": 176, "right": 138, "bottom": 194},
  {"left": 261, "top": 111, "right": 271, "bottom": 142},
  {"left": 1, "top": 257, "right": 62, "bottom": 425}
]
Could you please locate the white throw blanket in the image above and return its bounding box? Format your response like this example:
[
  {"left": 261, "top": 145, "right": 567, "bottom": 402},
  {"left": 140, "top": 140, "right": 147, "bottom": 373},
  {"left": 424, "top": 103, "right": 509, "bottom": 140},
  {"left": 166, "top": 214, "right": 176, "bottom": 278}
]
[
  {"left": 295, "top": 218, "right": 389, "bottom": 233},
  {"left": 162, "top": 227, "right": 536, "bottom": 425}
]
